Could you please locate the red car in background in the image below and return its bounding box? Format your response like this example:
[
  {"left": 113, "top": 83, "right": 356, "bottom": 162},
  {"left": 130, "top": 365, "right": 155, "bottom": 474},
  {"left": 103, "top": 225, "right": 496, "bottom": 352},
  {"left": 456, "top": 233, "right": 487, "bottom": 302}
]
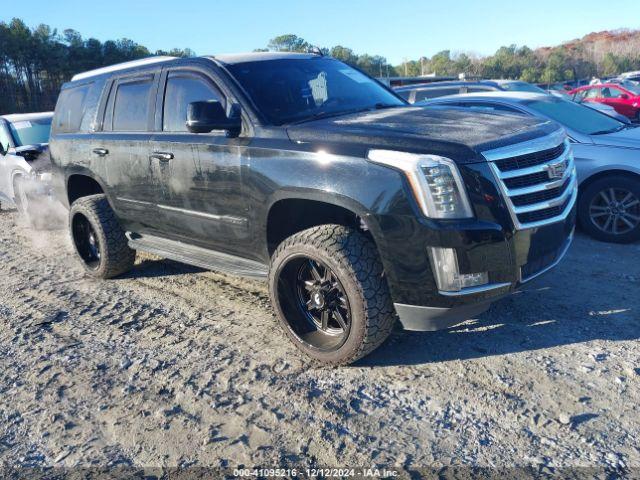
[{"left": 569, "top": 83, "right": 640, "bottom": 121}]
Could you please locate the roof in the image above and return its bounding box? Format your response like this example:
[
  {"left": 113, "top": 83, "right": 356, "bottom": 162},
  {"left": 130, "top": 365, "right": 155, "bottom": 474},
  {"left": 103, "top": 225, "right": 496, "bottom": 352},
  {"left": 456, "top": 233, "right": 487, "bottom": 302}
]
[
  {"left": 71, "top": 56, "right": 177, "bottom": 81},
  {"left": 1, "top": 112, "right": 54, "bottom": 122},
  {"left": 68, "top": 52, "right": 325, "bottom": 82},
  {"left": 425, "top": 91, "right": 552, "bottom": 103},
  {"left": 211, "top": 51, "right": 320, "bottom": 65}
]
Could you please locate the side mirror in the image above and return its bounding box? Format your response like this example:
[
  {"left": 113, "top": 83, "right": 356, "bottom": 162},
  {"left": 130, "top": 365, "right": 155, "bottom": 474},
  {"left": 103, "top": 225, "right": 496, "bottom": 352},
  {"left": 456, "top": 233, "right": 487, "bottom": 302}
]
[
  {"left": 0, "top": 143, "right": 5, "bottom": 155},
  {"left": 186, "top": 101, "right": 241, "bottom": 134},
  {"left": 620, "top": 93, "right": 630, "bottom": 100}
]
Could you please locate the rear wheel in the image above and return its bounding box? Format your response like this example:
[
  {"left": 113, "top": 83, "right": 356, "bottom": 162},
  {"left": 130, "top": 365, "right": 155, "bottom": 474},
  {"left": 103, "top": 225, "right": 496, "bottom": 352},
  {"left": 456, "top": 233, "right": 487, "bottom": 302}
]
[
  {"left": 69, "top": 194, "right": 136, "bottom": 278},
  {"left": 578, "top": 175, "right": 640, "bottom": 243},
  {"left": 269, "top": 224, "right": 396, "bottom": 366}
]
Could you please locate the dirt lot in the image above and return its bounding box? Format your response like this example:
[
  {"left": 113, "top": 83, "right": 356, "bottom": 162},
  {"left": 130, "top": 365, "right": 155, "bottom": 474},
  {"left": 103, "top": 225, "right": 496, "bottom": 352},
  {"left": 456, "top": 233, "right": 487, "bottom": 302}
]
[{"left": 0, "top": 206, "right": 639, "bottom": 474}]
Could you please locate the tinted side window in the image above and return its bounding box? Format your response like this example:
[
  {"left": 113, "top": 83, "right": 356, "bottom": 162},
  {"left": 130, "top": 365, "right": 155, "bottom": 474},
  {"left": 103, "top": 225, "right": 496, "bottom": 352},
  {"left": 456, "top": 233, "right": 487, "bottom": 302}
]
[
  {"left": 112, "top": 77, "right": 154, "bottom": 132},
  {"left": 414, "top": 88, "right": 461, "bottom": 102},
  {"left": 52, "top": 83, "right": 91, "bottom": 133},
  {"left": 163, "top": 72, "right": 224, "bottom": 132}
]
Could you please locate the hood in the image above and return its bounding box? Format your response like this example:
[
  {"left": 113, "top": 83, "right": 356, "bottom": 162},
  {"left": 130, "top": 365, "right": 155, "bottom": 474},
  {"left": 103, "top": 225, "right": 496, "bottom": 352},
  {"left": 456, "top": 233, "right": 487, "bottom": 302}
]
[
  {"left": 591, "top": 126, "right": 640, "bottom": 149},
  {"left": 286, "top": 106, "right": 559, "bottom": 163}
]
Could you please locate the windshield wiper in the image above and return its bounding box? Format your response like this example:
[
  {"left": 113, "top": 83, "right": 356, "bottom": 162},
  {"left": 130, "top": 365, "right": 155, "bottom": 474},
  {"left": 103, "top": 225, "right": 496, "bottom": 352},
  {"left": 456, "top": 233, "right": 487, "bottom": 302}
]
[
  {"left": 287, "top": 103, "right": 402, "bottom": 125},
  {"left": 288, "top": 107, "right": 374, "bottom": 125}
]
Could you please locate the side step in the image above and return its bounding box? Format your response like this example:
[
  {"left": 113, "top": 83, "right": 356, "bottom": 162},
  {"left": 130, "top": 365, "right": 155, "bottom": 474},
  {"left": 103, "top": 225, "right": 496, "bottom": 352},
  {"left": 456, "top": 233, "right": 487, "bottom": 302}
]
[{"left": 127, "top": 233, "right": 268, "bottom": 280}]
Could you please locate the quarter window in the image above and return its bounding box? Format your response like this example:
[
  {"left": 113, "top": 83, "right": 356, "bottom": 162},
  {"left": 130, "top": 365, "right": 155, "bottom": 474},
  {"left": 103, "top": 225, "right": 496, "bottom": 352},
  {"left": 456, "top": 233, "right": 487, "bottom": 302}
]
[
  {"left": 111, "top": 77, "right": 154, "bottom": 132},
  {"left": 52, "top": 84, "right": 91, "bottom": 133},
  {"left": 163, "top": 73, "right": 224, "bottom": 132}
]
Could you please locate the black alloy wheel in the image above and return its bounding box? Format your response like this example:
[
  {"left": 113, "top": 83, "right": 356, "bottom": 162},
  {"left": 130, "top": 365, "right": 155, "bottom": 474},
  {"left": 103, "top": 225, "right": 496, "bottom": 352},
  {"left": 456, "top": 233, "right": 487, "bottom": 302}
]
[
  {"left": 72, "top": 212, "right": 102, "bottom": 270},
  {"left": 281, "top": 256, "right": 352, "bottom": 352},
  {"left": 268, "top": 224, "right": 396, "bottom": 365}
]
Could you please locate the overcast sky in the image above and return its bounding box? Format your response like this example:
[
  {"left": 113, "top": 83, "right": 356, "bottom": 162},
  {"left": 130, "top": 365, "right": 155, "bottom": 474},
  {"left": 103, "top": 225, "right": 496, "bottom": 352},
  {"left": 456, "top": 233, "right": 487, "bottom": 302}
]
[{"left": 7, "top": 0, "right": 640, "bottom": 64}]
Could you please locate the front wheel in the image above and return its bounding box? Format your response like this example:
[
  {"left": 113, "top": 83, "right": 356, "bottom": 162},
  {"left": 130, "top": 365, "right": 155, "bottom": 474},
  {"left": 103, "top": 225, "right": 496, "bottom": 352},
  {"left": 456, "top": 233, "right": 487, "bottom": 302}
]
[
  {"left": 578, "top": 175, "right": 640, "bottom": 243},
  {"left": 269, "top": 224, "right": 396, "bottom": 366}
]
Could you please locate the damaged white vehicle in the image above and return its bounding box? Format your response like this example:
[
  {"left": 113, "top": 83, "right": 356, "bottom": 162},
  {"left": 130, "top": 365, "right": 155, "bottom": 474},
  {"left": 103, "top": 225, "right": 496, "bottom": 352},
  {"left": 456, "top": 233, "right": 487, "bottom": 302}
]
[{"left": 0, "top": 112, "right": 56, "bottom": 226}]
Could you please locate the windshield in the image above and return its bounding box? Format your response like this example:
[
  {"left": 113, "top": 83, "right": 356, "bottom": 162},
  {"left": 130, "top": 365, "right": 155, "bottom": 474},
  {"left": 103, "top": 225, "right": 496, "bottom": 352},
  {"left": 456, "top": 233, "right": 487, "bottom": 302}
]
[
  {"left": 8, "top": 117, "right": 52, "bottom": 146},
  {"left": 501, "top": 82, "right": 546, "bottom": 94},
  {"left": 225, "top": 57, "right": 405, "bottom": 125},
  {"left": 525, "top": 97, "right": 625, "bottom": 135}
]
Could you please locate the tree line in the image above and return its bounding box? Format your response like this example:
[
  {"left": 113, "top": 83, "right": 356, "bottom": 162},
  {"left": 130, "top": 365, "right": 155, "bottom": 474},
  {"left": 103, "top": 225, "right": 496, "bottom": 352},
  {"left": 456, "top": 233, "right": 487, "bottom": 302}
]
[
  {"left": 0, "top": 18, "right": 193, "bottom": 114},
  {"left": 266, "top": 32, "right": 640, "bottom": 85},
  {"left": 2, "top": 18, "right": 640, "bottom": 114}
]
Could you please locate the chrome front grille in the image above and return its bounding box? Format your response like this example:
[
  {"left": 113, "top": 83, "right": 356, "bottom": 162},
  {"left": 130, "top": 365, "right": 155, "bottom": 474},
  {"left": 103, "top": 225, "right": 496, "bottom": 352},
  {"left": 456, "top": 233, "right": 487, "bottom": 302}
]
[{"left": 483, "top": 131, "right": 578, "bottom": 230}]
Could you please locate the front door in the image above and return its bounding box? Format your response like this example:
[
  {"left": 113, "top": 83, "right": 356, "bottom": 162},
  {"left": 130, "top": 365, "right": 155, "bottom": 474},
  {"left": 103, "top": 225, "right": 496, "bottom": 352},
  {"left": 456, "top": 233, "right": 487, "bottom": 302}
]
[
  {"left": 149, "top": 67, "right": 250, "bottom": 256},
  {"left": 600, "top": 86, "right": 634, "bottom": 118}
]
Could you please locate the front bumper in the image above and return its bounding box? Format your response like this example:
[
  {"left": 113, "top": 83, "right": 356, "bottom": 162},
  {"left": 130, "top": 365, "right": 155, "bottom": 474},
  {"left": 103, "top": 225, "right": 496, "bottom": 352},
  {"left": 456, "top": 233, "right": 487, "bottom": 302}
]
[{"left": 393, "top": 227, "right": 574, "bottom": 331}]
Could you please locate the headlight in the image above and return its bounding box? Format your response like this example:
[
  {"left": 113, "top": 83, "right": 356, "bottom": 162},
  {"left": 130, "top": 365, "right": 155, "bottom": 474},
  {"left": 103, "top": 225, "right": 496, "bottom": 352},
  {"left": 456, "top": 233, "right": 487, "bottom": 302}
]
[{"left": 367, "top": 150, "right": 473, "bottom": 219}]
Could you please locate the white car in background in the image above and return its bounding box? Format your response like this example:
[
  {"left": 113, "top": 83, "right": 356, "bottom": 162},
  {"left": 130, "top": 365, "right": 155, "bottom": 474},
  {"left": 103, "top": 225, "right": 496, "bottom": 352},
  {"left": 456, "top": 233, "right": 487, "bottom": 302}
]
[{"left": 0, "top": 112, "right": 54, "bottom": 226}]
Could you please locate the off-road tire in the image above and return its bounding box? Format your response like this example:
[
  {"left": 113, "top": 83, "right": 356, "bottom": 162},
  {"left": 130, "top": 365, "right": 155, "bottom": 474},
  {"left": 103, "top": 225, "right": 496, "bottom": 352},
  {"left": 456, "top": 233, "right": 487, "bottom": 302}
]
[
  {"left": 269, "top": 224, "right": 396, "bottom": 366},
  {"left": 69, "top": 194, "right": 136, "bottom": 278},
  {"left": 578, "top": 175, "right": 640, "bottom": 244}
]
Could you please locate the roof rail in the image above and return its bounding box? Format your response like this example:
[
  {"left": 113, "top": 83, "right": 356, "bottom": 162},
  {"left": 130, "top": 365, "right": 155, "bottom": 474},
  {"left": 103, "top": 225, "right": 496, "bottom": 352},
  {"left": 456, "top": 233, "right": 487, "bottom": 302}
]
[{"left": 71, "top": 56, "right": 177, "bottom": 81}]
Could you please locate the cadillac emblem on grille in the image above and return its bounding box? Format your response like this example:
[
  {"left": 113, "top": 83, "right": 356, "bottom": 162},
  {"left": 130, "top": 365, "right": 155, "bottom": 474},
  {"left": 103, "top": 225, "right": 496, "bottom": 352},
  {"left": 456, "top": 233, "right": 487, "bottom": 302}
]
[{"left": 547, "top": 160, "right": 567, "bottom": 180}]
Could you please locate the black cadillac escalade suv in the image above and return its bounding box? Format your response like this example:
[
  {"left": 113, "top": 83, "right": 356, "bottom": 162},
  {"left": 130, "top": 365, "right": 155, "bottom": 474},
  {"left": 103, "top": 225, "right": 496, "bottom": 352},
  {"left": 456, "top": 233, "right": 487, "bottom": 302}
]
[{"left": 49, "top": 52, "right": 577, "bottom": 365}]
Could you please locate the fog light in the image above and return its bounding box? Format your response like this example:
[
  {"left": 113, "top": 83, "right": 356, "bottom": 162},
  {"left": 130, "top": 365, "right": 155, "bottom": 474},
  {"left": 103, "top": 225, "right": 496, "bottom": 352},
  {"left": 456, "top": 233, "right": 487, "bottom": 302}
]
[{"left": 428, "top": 247, "right": 489, "bottom": 292}]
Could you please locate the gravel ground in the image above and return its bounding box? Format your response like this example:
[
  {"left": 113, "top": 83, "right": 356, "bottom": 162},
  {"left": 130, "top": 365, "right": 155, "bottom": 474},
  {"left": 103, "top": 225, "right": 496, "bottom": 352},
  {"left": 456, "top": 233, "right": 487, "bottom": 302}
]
[{"left": 0, "top": 206, "right": 639, "bottom": 474}]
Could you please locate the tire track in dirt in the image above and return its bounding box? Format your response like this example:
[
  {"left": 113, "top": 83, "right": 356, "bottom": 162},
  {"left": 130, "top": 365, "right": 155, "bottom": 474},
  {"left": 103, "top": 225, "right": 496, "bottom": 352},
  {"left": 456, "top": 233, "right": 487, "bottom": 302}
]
[{"left": 1, "top": 209, "right": 639, "bottom": 470}]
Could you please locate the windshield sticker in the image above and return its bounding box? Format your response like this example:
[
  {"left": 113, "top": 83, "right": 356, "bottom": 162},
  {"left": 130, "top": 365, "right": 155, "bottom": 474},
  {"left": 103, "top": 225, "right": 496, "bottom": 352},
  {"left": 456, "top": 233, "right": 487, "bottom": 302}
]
[
  {"left": 339, "top": 69, "right": 369, "bottom": 84},
  {"left": 11, "top": 121, "right": 33, "bottom": 129}
]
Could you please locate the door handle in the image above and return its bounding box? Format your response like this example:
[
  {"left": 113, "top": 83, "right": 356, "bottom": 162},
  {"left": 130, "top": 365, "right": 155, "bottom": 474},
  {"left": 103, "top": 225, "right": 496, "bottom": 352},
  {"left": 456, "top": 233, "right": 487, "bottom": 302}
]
[
  {"left": 92, "top": 148, "right": 109, "bottom": 156},
  {"left": 150, "top": 151, "right": 174, "bottom": 162}
]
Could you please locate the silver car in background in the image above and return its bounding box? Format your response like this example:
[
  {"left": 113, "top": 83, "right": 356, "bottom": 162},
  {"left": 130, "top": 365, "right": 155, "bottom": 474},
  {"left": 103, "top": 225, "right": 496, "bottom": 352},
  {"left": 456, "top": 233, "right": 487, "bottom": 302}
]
[
  {"left": 0, "top": 112, "right": 54, "bottom": 225},
  {"left": 422, "top": 92, "right": 640, "bottom": 243}
]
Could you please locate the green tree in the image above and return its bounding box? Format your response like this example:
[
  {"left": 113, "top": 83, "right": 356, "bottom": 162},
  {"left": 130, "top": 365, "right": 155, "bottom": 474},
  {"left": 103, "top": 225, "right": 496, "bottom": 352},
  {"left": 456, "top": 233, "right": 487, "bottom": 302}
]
[{"left": 267, "top": 34, "right": 309, "bottom": 52}]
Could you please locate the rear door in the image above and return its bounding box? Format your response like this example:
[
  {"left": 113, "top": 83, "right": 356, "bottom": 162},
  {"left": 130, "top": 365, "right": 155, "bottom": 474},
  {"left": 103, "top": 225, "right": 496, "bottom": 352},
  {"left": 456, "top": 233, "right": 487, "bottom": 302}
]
[
  {"left": 149, "top": 65, "right": 249, "bottom": 254},
  {"left": 97, "top": 70, "right": 165, "bottom": 233}
]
